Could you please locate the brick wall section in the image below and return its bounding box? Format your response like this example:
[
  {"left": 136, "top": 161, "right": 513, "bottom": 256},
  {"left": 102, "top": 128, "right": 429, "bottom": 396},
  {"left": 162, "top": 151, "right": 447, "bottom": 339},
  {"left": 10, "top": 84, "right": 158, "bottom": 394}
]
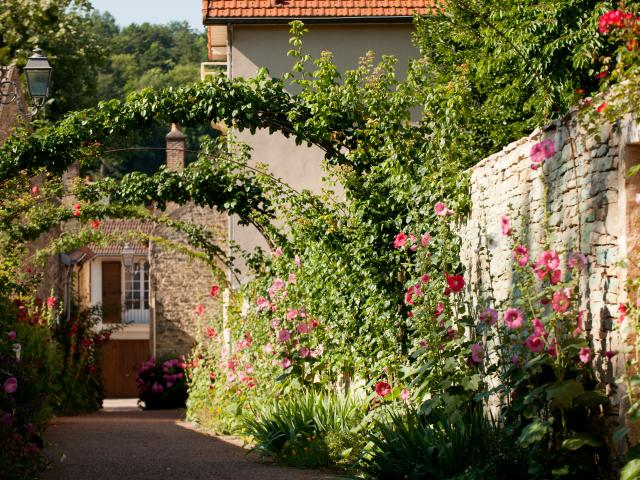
[
  {"left": 459, "top": 112, "right": 640, "bottom": 415},
  {"left": 165, "top": 123, "right": 186, "bottom": 172},
  {"left": 150, "top": 124, "right": 228, "bottom": 357}
]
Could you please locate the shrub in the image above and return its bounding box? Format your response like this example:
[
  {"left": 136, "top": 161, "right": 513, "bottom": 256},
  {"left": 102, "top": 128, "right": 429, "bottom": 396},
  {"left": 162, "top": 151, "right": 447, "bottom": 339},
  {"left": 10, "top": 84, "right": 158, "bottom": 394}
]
[
  {"left": 241, "top": 389, "right": 367, "bottom": 469},
  {"left": 137, "top": 355, "right": 188, "bottom": 409},
  {"left": 52, "top": 304, "right": 112, "bottom": 415},
  {"left": 0, "top": 297, "right": 63, "bottom": 480},
  {"left": 361, "top": 407, "right": 526, "bottom": 480}
]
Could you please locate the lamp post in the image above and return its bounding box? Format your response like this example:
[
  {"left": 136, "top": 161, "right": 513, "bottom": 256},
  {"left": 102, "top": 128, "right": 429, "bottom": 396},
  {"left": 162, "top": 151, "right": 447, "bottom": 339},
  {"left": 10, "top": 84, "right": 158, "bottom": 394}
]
[{"left": 0, "top": 47, "right": 53, "bottom": 117}]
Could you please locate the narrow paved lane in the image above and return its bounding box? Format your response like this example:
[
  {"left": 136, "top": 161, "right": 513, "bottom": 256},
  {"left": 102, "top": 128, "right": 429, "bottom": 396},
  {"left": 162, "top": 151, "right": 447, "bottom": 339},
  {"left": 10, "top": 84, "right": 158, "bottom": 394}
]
[{"left": 42, "top": 402, "right": 334, "bottom": 480}]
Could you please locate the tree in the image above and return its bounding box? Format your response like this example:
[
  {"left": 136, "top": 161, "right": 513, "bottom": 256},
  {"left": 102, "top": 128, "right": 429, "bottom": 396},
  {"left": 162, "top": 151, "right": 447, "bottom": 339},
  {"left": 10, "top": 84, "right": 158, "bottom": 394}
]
[{"left": 0, "top": 0, "right": 107, "bottom": 117}]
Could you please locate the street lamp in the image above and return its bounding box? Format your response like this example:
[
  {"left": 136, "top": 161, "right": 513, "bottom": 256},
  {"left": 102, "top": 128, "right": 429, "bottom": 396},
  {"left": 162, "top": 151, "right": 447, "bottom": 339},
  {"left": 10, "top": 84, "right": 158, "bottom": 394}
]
[
  {"left": 0, "top": 47, "right": 53, "bottom": 117},
  {"left": 122, "top": 244, "right": 135, "bottom": 268}
]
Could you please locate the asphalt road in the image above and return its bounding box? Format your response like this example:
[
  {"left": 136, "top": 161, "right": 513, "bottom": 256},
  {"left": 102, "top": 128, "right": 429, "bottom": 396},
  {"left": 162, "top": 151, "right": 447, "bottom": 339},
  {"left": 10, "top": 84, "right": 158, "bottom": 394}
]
[{"left": 42, "top": 402, "right": 334, "bottom": 480}]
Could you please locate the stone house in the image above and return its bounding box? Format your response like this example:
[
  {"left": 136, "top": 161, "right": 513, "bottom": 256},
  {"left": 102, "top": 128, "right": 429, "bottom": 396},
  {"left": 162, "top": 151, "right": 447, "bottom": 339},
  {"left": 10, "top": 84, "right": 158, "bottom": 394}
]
[
  {"left": 201, "top": 0, "right": 433, "bottom": 283},
  {"left": 71, "top": 125, "right": 226, "bottom": 398}
]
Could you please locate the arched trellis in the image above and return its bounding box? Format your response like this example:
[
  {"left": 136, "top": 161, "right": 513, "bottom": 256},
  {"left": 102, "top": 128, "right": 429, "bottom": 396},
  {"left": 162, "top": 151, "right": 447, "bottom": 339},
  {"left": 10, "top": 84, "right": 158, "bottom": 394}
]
[{"left": 0, "top": 71, "right": 353, "bottom": 184}]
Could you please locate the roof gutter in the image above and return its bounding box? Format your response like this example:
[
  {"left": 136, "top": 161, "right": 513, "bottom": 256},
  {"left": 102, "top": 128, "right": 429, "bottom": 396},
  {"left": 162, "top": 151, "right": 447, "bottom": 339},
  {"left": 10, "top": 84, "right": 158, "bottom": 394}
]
[{"left": 203, "top": 15, "right": 418, "bottom": 26}]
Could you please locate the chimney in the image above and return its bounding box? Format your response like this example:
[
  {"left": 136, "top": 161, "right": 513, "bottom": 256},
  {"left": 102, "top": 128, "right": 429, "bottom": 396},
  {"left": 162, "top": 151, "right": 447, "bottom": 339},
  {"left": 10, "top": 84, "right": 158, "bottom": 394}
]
[{"left": 166, "top": 123, "right": 186, "bottom": 171}]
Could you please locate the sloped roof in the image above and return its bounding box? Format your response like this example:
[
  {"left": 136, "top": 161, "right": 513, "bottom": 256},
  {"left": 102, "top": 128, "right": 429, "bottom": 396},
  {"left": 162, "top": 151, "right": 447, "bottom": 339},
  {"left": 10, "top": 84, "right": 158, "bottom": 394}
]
[
  {"left": 203, "top": 1, "right": 437, "bottom": 24},
  {"left": 87, "top": 219, "right": 153, "bottom": 257}
]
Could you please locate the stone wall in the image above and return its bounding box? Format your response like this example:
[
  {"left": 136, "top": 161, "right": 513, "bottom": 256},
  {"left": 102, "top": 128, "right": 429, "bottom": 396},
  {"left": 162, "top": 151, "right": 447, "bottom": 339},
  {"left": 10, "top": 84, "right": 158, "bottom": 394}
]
[
  {"left": 150, "top": 125, "right": 229, "bottom": 357},
  {"left": 460, "top": 111, "right": 640, "bottom": 390}
]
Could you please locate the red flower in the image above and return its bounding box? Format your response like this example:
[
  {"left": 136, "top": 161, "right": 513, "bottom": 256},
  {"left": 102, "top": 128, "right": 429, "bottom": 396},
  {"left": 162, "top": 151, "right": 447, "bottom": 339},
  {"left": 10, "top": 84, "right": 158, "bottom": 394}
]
[
  {"left": 393, "top": 232, "right": 407, "bottom": 249},
  {"left": 81, "top": 338, "right": 92, "bottom": 349},
  {"left": 619, "top": 303, "right": 627, "bottom": 324},
  {"left": 205, "top": 327, "right": 217, "bottom": 338},
  {"left": 501, "top": 215, "right": 511, "bottom": 236},
  {"left": 599, "top": 9, "right": 635, "bottom": 34},
  {"left": 72, "top": 203, "right": 81, "bottom": 217},
  {"left": 596, "top": 102, "right": 607, "bottom": 113},
  {"left": 91, "top": 219, "right": 101, "bottom": 229},
  {"left": 210, "top": 285, "right": 220, "bottom": 297},
  {"left": 594, "top": 71, "right": 608, "bottom": 79},
  {"left": 46, "top": 297, "right": 57, "bottom": 309},
  {"left": 551, "top": 291, "right": 570, "bottom": 313},
  {"left": 446, "top": 273, "right": 465, "bottom": 293},
  {"left": 31, "top": 185, "right": 40, "bottom": 195},
  {"left": 375, "top": 381, "right": 391, "bottom": 397}
]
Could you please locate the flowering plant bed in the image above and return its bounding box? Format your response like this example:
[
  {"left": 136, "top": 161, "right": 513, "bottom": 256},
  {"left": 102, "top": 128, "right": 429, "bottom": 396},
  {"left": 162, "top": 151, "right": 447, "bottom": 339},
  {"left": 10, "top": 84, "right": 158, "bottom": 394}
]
[{"left": 137, "top": 356, "right": 188, "bottom": 409}]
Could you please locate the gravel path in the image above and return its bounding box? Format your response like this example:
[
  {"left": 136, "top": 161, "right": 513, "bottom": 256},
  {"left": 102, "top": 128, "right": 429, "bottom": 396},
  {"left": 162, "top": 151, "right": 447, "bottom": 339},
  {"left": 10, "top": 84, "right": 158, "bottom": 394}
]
[{"left": 42, "top": 402, "right": 336, "bottom": 480}]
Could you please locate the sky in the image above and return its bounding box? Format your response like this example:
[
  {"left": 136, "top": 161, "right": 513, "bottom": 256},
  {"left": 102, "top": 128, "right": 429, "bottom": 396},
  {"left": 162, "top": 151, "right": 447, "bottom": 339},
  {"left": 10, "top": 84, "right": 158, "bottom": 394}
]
[{"left": 89, "top": 0, "right": 204, "bottom": 31}]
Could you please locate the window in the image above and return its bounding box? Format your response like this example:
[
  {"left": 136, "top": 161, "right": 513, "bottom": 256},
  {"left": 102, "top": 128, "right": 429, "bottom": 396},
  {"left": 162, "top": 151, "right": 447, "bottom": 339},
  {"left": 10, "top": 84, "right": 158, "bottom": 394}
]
[{"left": 124, "top": 261, "right": 149, "bottom": 323}]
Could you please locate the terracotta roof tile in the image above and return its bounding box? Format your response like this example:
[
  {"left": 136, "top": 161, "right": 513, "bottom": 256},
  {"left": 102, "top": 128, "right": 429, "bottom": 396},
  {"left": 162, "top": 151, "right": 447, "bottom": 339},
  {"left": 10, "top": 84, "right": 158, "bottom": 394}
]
[
  {"left": 203, "top": 1, "right": 437, "bottom": 23},
  {"left": 87, "top": 219, "right": 153, "bottom": 257}
]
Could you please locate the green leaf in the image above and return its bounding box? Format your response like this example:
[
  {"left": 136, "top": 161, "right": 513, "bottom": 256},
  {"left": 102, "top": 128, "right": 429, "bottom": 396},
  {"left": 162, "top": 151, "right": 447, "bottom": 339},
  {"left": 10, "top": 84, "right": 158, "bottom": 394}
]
[
  {"left": 573, "top": 390, "right": 608, "bottom": 408},
  {"left": 546, "top": 380, "right": 584, "bottom": 409},
  {"left": 518, "top": 419, "right": 549, "bottom": 448},
  {"left": 562, "top": 433, "right": 602, "bottom": 450},
  {"left": 621, "top": 459, "right": 640, "bottom": 480},
  {"left": 551, "top": 465, "right": 570, "bottom": 477}
]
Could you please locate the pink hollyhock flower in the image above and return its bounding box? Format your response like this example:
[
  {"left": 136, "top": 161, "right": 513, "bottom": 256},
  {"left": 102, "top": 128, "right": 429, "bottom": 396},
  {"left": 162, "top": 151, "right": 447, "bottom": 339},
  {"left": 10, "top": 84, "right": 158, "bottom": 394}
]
[
  {"left": 539, "top": 250, "right": 560, "bottom": 270},
  {"left": 409, "top": 233, "right": 418, "bottom": 252},
  {"left": 210, "top": 285, "right": 220, "bottom": 297},
  {"left": 273, "top": 246, "right": 283, "bottom": 257},
  {"left": 605, "top": 350, "right": 617, "bottom": 360},
  {"left": 551, "top": 291, "right": 570, "bottom": 313},
  {"left": 46, "top": 297, "right": 57, "bottom": 309},
  {"left": 270, "top": 318, "right": 280, "bottom": 329},
  {"left": 501, "top": 216, "right": 512, "bottom": 236},
  {"left": 405, "top": 288, "right": 414, "bottom": 306},
  {"left": 394, "top": 232, "right": 408, "bottom": 249},
  {"left": 268, "top": 278, "right": 286, "bottom": 298},
  {"left": 434, "top": 202, "right": 448, "bottom": 216},
  {"left": 568, "top": 252, "right": 587, "bottom": 270},
  {"left": 504, "top": 308, "right": 524, "bottom": 329},
  {"left": 264, "top": 343, "right": 274, "bottom": 355},
  {"left": 548, "top": 339, "right": 557, "bottom": 358},
  {"left": 420, "top": 274, "right": 430, "bottom": 284},
  {"left": 7, "top": 331, "right": 16, "bottom": 341},
  {"left": 245, "top": 363, "right": 254, "bottom": 374},
  {"left": 91, "top": 219, "right": 101, "bottom": 229},
  {"left": 480, "top": 308, "right": 498, "bottom": 326},
  {"left": 299, "top": 347, "right": 310, "bottom": 358},
  {"left": 550, "top": 269, "right": 562, "bottom": 285},
  {"left": 446, "top": 273, "right": 465, "bottom": 293},
  {"left": 574, "top": 310, "right": 585, "bottom": 336},
  {"left": 287, "top": 309, "right": 299, "bottom": 320},
  {"left": 195, "top": 304, "right": 204, "bottom": 316},
  {"left": 513, "top": 245, "right": 529, "bottom": 267},
  {"left": 277, "top": 329, "right": 291, "bottom": 343},
  {"left": 310, "top": 318, "right": 319, "bottom": 329},
  {"left": 534, "top": 264, "right": 548, "bottom": 280},
  {"left": 421, "top": 233, "right": 431, "bottom": 247},
  {"left": 226, "top": 372, "right": 236, "bottom": 383},
  {"left": 579, "top": 347, "right": 591, "bottom": 364},
  {"left": 471, "top": 343, "right": 484, "bottom": 364},
  {"left": 3, "top": 377, "right": 17, "bottom": 394},
  {"left": 281, "top": 357, "right": 292, "bottom": 369},
  {"left": 375, "top": 381, "right": 391, "bottom": 397},
  {"left": 256, "top": 296, "right": 270, "bottom": 310},
  {"left": 532, "top": 318, "right": 546, "bottom": 337},
  {"left": 525, "top": 335, "right": 545, "bottom": 353},
  {"left": 435, "top": 302, "right": 445, "bottom": 317},
  {"left": 401, "top": 388, "right": 410, "bottom": 401},
  {"left": 288, "top": 273, "right": 296, "bottom": 284},
  {"left": 297, "top": 322, "right": 310, "bottom": 334},
  {"left": 294, "top": 254, "right": 301, "bottom": 268},
  {"left": 530, "top": 139, "right": 555, "bottom": 164},
  {"left": 311, "top": 345, "right": 324, "bottom": 358}
]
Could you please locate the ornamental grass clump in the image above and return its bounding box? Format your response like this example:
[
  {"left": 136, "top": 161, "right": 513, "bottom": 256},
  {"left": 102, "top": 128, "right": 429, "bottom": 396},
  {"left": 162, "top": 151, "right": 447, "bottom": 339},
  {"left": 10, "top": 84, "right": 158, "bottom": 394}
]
[{"left": 241, "top": 389, "right": 367, "bottom": 469}]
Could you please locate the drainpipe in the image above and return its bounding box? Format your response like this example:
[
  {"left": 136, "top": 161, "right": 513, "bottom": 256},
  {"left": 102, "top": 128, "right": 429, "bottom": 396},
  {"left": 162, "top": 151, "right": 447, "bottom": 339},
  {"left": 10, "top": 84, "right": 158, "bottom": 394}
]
[{"left": 59, "top": 253, "right": 85, "bottom": 323}]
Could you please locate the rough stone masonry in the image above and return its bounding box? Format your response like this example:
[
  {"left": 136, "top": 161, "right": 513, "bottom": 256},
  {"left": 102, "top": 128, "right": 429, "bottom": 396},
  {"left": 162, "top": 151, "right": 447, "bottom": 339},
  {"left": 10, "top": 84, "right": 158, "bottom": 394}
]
[{"left": 459, "top": 110, "right": 640, "bottom": 412}]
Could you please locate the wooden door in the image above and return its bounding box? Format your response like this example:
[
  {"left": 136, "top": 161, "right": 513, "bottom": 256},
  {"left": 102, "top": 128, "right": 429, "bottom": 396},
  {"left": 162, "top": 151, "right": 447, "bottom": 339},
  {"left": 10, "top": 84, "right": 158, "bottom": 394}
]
[
  {"left": 102, "top": 261, "right": 121, "bottom": 323},
  {"left": 101, "top": 340, "right": 150, "bottom": 398}
]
